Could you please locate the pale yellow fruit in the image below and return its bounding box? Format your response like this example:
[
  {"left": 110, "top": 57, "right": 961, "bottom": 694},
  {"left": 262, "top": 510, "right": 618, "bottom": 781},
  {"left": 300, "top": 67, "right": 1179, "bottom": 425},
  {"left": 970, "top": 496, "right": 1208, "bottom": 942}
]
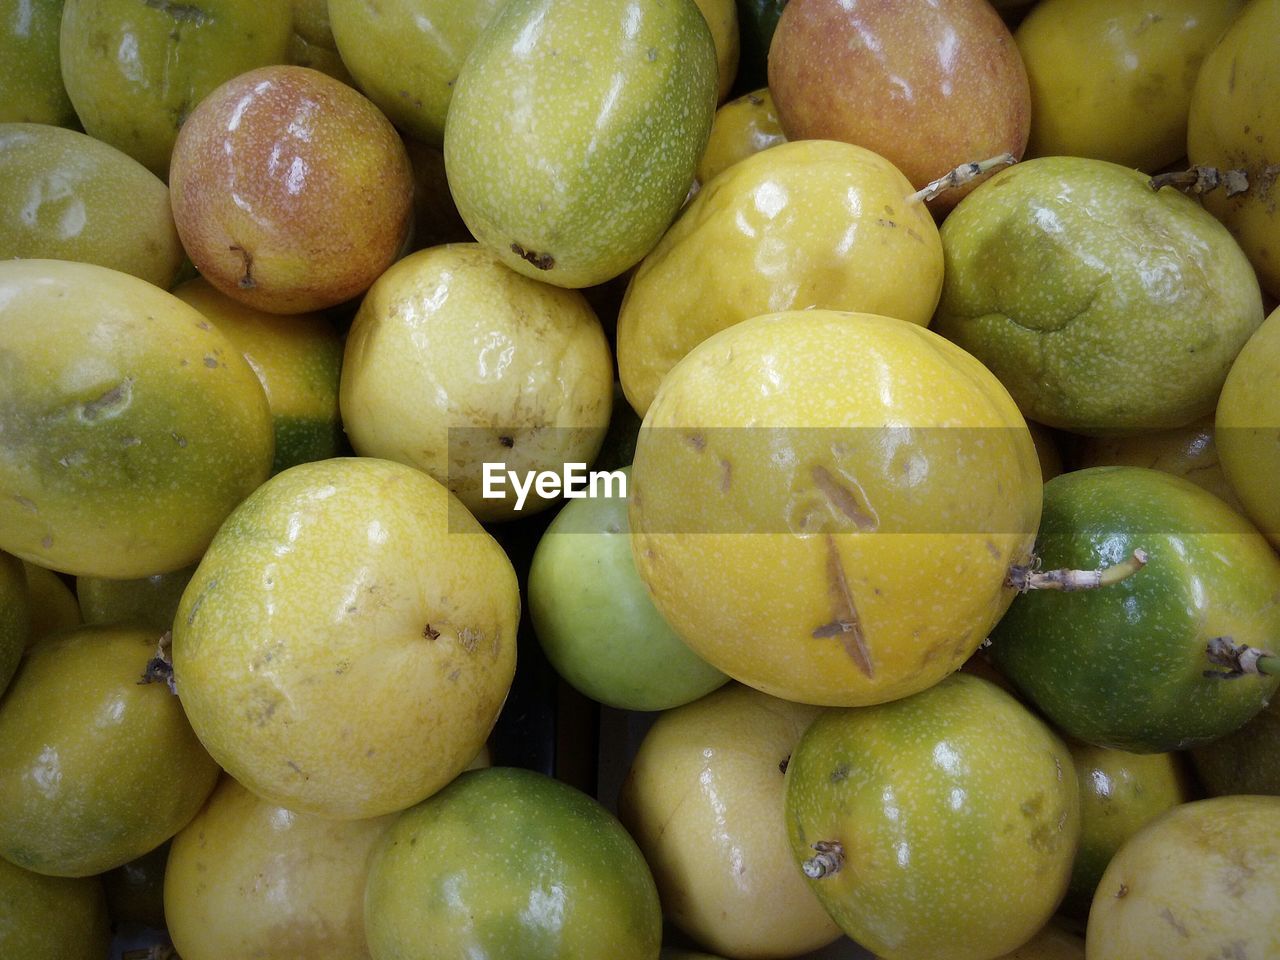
[
  {"left": 618, "top": 684, "right": 842, "bottom": 959},
  {"left": 618, "top": 140, "right": 942, "bottom": 416},
  {"left": 172, "top": 457, "right": 519, "bottom": 819},
  {"left": 630, "top": 311, "right": 1040, "bottom": 707},
  {"left": 695, "top": 87, "right": 786, "bottom": 186},
  {"left": 340, "top": 244, "right": 613, "bottom": 521},
  {"left": 691, "top": 0, "right": 739, "bottom": 103},
  {"left": 165, "top": 776, "right": 395, "bottom": 960}
]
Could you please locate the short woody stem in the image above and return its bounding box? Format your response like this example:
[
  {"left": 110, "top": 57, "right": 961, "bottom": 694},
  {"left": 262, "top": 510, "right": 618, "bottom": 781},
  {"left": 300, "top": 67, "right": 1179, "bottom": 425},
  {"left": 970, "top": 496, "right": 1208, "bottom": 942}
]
[
  {"left": 906, "top": 153, "right": 1017, "bottom": 204},
  {"left": 1149, "top": 166, "right": 1250, "bottom": 196},
  {"left": 1007, "top": 548, "right": 1148, "bottom": 593},
  {"left": 802, "top": 841, "right": 845, "bottom": 879},
  {"left": 1204, "top": 636, "right": 1280, "bottom": 679}
]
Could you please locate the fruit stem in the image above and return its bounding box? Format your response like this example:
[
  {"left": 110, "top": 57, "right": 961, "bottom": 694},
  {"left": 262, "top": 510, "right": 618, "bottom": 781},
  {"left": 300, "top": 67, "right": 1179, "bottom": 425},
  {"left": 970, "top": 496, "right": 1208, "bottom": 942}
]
[
  {"left": 801, "top": 840, "right": 844, "bottom": 879},
  {"left": 1006, "top": 548, "right": 1148, "bottom": 593},
  {"left": 1204, "top": 636, "right": 1280, "bottom": 680},
  {"left": 137, "top": 630, "right": 177, "bottom": 695},
  {"left": 1149, "top": 166, "right": 1249, "bottom": 197},
  {"left": 906, "top": 153, "right": 1016, "bottom": 204}
]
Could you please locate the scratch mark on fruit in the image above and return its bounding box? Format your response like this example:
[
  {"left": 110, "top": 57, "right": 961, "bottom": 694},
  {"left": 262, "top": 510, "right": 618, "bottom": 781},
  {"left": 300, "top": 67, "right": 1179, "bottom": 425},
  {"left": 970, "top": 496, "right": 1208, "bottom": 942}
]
[
  {"left": 229, "top": 244, "right": 255, "bottom": 288},
  {"left": 40, "top": 534, "right": 52, "bottom": 548},
  {"left": 172, "top": 432, "right": 188, "bottom": 447},
  {"left": 830, "top": 763, "right": 850, "bottom": 783},
  {"left": 13, "top": 495, "right": 37, "bottom": 513},
  {"left": 78, "top": 378, "right": 134, "bottom": 421},
  {"left": 509, "top": 242, "right": 554, "bottom": 271},
  {"left": 285, "top": 759, "right": 305, "bottom": 777},
  {"left": 1160, "top": 908, "right": 1191, "bottom": 938},
  {"left": 813, "top": 534, "right": 875, "bottom": 677},
  {"left": 143, "top": 0, "right": 212, "bottom": 24},
  {"left": 121, "top": 436, "right": 141, "bottom": 447},
  {"left": 203, "top": 356, "right": 218, "bottom": 368},
  {"left": 719, "top": 459, "right": 732, "bottom": 492},
  {"left": 811, "top": 466, "right": 878, "bottom": 530},
  {"left": 458, "top": 626, "right": 482, "bottom": 653}
]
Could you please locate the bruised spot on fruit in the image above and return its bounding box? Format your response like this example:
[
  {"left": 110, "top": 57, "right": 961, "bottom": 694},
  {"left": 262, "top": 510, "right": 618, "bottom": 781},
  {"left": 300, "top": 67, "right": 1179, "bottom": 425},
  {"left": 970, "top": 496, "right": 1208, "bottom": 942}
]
[
  {"left": 79, "top": 378, "right": 135, "bottom": 422},
  {"left": 509, "top": 242, "right": 554, "bottom": 271},
  {"left": 13, "top": 495, "right": 37, "bottom": 513},
  {"left": 498, "top": 435, "right": 514, "bottom": 448},
  {"left": 984, "top": 539, "right": 1002, "bottom": 560},
  {"left": 142, "top": 0, "right": 212, "bottom": 25},
  {"left": 813, "top": 534, "right": 875, "bottom": 678},
  {"left": 830, "top": 763, "right": 850, "bottom": 784},
  {"left": 229, "top": 244, "right": 256, "bottom": 289},
  {"left": 811, "top": 466, "right": 877, "bottom": 531},
  {"left": 203, "top": 356, "right": 218, "bottom": 368},
  {"left": 779, "top": 755, "right": 789, "bottom": 774},
  {"left": 685, "top": 432, "right": 705, "bottom": 451}
]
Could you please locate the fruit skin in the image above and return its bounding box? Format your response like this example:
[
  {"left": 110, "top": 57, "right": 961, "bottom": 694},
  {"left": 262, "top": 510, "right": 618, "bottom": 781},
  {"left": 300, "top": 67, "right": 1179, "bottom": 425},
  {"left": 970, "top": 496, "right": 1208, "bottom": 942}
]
[
  {"left": 165, "top": 776, "right": 395, "bottom": 960},
  {"left": 690, "top": 0, "right": 739, "bottom": 103},
  {"left": 617, "top": 139, "right": 943, "bottom": 416},
  {"left": 1216, "top": 303, "right": 1280, "bottom": 546},
  {"left": 695, "top": 87, "right": 786, "bottom": 185},
  {"left": 768, "top": 0, "right": 1030, "bottom": 210},
  {"left": 169, "top": 65, "right": 414, "bottom": 315},
  {"left": 617, "top": 684, "right": 842, "bottom": 959},
  {"left": 327, "top": 0, "right": 504, "bottom": 146},
  {"left": 630, "top": 311, "right": 1041, "bottom": 707},
  {"left": 529, "top": 468, "right": 727, "bottom": 712},
  {"left": 1061, "top": 742, "right": 1192, "bottom": 917},
  {"left": 933, "top": 156, "right": 1263, "bottom": 434},
  {"left": 0, "top": 624, "right": 221, "bottom": 877},
  {"left": 989, "top": 466, "right": 1280, "bottom": 752},
  {"left": 444, "top": 0, "right": 718, "bottom": 288},
  {"left": 1187, "top": 0, "right": 1280, "bottom": 299},
  {"left": 0, "top": 0, "right": 75, "bottom": 125},
  {"left": 19, "top": 560, "right": 78, "bottom": 643},
  {"left": 58, "top": 0, "right": 293, "bottom": 177},
  {"left": 364, "top": 766, "right": 662, "bottom": 960},
  {"left": 1016, "top": 0, "right": 1243, "bottom": 171},
  {"left": 102, "top": 840, "right": 169, "bottom": 930},
  {"left": 0, "top": 259, "right": 274, "bottom": 579},
  {"left": 992, "top": 925, "right": 1084, "bottom": 960},
  {"left": 0, "top": 857, "right": 110, "bottom": 960},
  {"left": 0, "top": 551, "right": 30, "bottom": 695},
  {"left": 783, "top": 674, "right": 1080, "bottom": 960},
  {"left": 339, "top": 243, "right": 613, "bottom": 521},
  {"left": 76, "top": 563, "right": 197, "bottom": 634},
  {"left": 172, "top": 457, "right": 519, "bottom": 820},
  {"left": 1190, "top": 694, "right": 1280, "bottom": 796},
  {"left": 1086, "top": 795, "right": 1280, "bottom": 960},
  {"left": 0, "top": 123, "right": 183, "bottom": 290},
  {"left": 172, "top": 277, "right": 344, "bottom": 475}
]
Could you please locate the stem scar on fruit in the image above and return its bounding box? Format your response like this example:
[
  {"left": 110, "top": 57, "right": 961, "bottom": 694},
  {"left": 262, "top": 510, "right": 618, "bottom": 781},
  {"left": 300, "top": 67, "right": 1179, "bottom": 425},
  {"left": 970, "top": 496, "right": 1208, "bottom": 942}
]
[
  {"left": 228, "top": 243, "right": 255, "bottom": 288},
  {"left": 510, "top": 242, "right": 554, "bottom": 271},
  {"left": 138, "top": 631, "right": 177, "bottom": 695},
  {"left": 802, "top": 840, "right": 845, "bottom": 879}
]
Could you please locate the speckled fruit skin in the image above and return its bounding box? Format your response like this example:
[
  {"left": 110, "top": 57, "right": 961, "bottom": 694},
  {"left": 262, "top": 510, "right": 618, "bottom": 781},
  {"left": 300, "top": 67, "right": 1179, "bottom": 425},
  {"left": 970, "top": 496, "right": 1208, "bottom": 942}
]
[
  {"left": 1087, "top": 796, "right": 1280, "bottom": 960},
  {"left": 933, "top": 156, "right": 1264, "bottom": 435},
  {"left": 1016, "top": 0, "right": 1243, "bottom": 171},
  {"left": 617, "top": 139, "right": 943, "bottom": 416},
  {"left": 340, "top": 243, "right": 614, "bottom": 521},
  {"left": 0, "top": 0, "right": 76, "bottom": 125},
  {"left": 0, "top": 857, "right": 110, "bottom": 960},
  {"left": 169, "top": 65, "right": 414, "bottom": 315},
  {"left": 444, "top": 0, "right": 718, "bottom": 288},
  {"left": 767, "top": 0, "right": 1030, "bottom": 211},
  {"left": 364, "top": 767, "right": 662, "bottom": 960},
  {"left": 989, "top": 466, "right": 1280, "bottom": 752},
  {"left": 172, "top": 457, "right": 519, "bottom": 820},
  {"left": 629, "top": 311, "right": 1041, "bottom": 707},
  {"left": 784, "top": 674, "right": 1080, "bottom": 960},
  {"left": 0, "top": 259, "right": 274, "bottom": 579},
  {"left": 165, "top": 777, "right": 394, "bottom": 960},
  {"left": 0, "top": 551, "right": 30, "bottom": 695},
  {"left": 617, "top": 684, "right": 842, "bottom": 958},
  {"left": 0, "top": 624, "right": 220, "bottom": 877},
  {"left": 1187, "top": 0, "right": 1280, "bottom": 299},
  {"left": 59, "top": 0, "right": 292, "bottom": 177},
  {"left": 1216, "top": 303, "right": 1280, "bottom": 546},
  {"left": 694, "top": 87, "right": 786, "bottom": 185},
  {"left": 328, "top": 0, "right": 505, "bottom": 146},
  {"left": 172, "top": 277, "right": 344, "bottom": 475},
  {"left": 1061, "top": 742, "right": 1191, "bottom": 917},
  {"left": 0, "top": 123, "right": 183, "bottom": 289},
  {"left": 691, "top": 0, "right": 739, "bottom": 103}
]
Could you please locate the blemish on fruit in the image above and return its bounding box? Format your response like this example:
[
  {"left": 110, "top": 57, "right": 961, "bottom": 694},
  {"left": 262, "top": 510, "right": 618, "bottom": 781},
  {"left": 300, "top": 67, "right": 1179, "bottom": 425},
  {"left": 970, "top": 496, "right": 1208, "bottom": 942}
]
[
  {"left": 510, "top": 242, "right": 554, "bottom": 271},
  {"left": 830, "top": 763, "right": 850, "bottom": 783},
  {"left": 814, "top": 534, "right": 875, "bottom": 677},
  {"left": 78, "top": 378, "right": 135, "bottom": 421},
  {"left": 1160, "top": 908, "right": 1191, "bottom": 938},
  {"left": 172, "top": 432, "right": 188, "bottom": 448},
  {"left": 779, "top": 755, "right": 789, "bottom": 774},
  {"left": 1116, "top": 883, "right": 1129, "bottom": 898},
  {"left": 203, "top": 356, "right": 218, "bottom": 368},
  {"left": 811, "top": 465, "right": 878, "bottom": 530},
  {"left": 229, "top": 243, "right": 255, "bottom": 288},
  {"left": 423, "top": 624, "right": 440, "bottom": 641},
  {"left": 12, "top": 495, "right": 37, "bottom": 513},
  {"left": 719, "top": 459, "right": 732, "bottom": 492},
  {"left": 685, "top": 432, "right": 706, "bottom": 451},
  {"left": 142, "top": 0, "right": 211, "bottom": 25},
  {"left": 498, "top": 435, "right": 514, "bottom": 448}
]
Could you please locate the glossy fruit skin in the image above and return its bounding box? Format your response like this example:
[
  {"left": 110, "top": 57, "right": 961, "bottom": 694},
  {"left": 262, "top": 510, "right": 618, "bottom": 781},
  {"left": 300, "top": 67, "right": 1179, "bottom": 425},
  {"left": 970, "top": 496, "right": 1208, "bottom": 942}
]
[
  {"left": 0, "top": 123, "right": 183, "bottom": 289},
  {"left": 172, "top": 277, "right": 344, "bottom": 475},
  {"left": 165, "top": 777, "right": 394, "bottom": 960},
  {"left": 617, "top": 139, "right": 943, "bottom": 416},
  {"left": 1016, "top": 0, "right": 1243, "bottom": 171},
  {"left": 77, "top": 563, "right": 197, "bottom": 634},
  {"left": 1061, "top": 742, "right": 1192, "bottom": 917},
  {"left": 0, "top": 259, "right": 274, "bottom": 579},
  {"left": 1187, "top": 0, "right": 1280, "bottom": 298},
  {"left": 630, "top": 311, "right": 1041, "bottom": 707},
  {"left": 444, "top": 0, "right": 718, "bottom": 288},
  {"left": 784, "top": 674, "right": 1080, "bottom": 960},
  {"left": 0, "top": 624, "right": 220, "bottom": 877},
  {"left": 617, "top": 684, "right": 841, "bottom": 958},
  {"left": 0, "top": 0, "right": 75, "bottom": 125},
  {"left": 1086, "top": 795, "right": 1280, "bottom": 960},
  {"left": 172, "top": 458, "right": 519, "bottom": 820},
  {"left": 169, "top": 65, "right": 414, "bottom": 315},
  {"left": 529, "top": 468, "right": 727, "bottom": 712},
  {"left": 1190, "top": 694, "right": 1280, "bottom": 796},
  {"left": 695, "top": 87, "right": 786, "bottom": 185},
  {"left": 364, "top": 767, "right": 663, "bottom": 960},
  {"left": 59, "top": 0, "right": 292, "bottom": 177},
  {"left": 339, "top": 243, "right": 613, "bottom": 521},
  {"left": 0, "top": 857, "right": 110, "bottom": 960},
  {"left": 933, "top": 156, "right": 1264, "bottom": 434},
  {"left": 328, "top": 0, "right": 504, "bottom": 146},
  {"left": 768, "top": 0, "right": 1030, "bottom": 210},
  {"left": 691, "top": 0, "right": 739, "bottom": 103},
  {"left": 1216, "top": 303, "right": 1280, "bottom": 546},
  {"left": 990, "top": 466, "right": 1280, "bottom": 752}
]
